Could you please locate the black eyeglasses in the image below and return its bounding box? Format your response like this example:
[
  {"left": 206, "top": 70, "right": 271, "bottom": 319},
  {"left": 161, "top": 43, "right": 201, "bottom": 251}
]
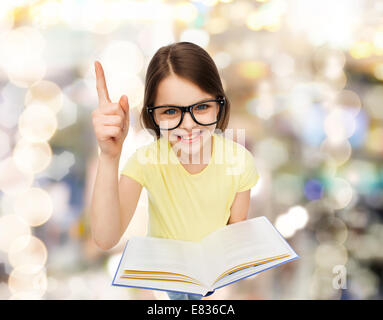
[{"left": 147, "top": 96, "right": 226, "bottom": 130}]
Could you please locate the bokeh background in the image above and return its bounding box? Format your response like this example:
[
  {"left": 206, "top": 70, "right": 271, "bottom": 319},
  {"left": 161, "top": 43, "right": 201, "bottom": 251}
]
[{"left": 0, "top": 0, "right": 383, "bottom": 300}]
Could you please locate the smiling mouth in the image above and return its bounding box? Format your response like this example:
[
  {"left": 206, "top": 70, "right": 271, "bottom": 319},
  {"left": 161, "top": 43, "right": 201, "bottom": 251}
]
[{"left": 176, "top": 131, "right": 202, "bottom": 143}]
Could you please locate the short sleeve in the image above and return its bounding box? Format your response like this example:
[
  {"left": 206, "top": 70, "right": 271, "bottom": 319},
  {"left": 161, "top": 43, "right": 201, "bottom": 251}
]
[
  {"left": 237, "top": 149, "right": 259, "bottom": 192},
  {"left": 120, "top": 150, "right": 145, "bottom": 187}
]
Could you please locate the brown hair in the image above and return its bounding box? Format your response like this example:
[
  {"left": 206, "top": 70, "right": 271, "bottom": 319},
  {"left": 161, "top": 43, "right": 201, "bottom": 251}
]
[{"left": 139, "top": 41, "right": 230, "bottom": 139}]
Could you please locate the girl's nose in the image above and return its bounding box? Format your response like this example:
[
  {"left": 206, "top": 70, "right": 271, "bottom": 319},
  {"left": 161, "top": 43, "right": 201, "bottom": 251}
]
[{"left": 180, "top": 111, "right": 196, "bottom": 129}]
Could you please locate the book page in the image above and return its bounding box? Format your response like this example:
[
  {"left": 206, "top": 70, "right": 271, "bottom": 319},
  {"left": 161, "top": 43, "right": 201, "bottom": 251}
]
[
  {"left": 201, "top": 216, "right": 294, "bottom": 286},
  {"left": 118, "top": 236, "right": 205, "bottom": 282},
  {"left": 213, "top": 254, "right": 298, "bottom": 290},
  {"left": 113, "top": 276, "right": 208, "bottom": 296}
]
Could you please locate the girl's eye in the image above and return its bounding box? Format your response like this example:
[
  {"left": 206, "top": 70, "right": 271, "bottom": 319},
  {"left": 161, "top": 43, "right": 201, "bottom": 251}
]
[
  {"left": 163, "top": 108, "right": 178, "bottom": 115},
  {"left": 195, "top": 104, "right": 209, "bottom": 110}
]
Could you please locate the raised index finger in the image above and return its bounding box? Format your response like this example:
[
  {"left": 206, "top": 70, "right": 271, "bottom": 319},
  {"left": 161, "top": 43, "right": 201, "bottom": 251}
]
[{"left": 94, "top": 61, "right": 111, "bottom": 104}]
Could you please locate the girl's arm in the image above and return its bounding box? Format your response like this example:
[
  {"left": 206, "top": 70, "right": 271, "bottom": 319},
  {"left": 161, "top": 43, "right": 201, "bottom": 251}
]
[
  {"left": 90, "top": 153, "right": 143, "bottom": 250},
  {"left": 227, "top": 189, "right": 251, "bottom": 225},
  {"left": 90, "top": 61, "right": 141, "bottom": 250},
  {"left": 90, "top": 153, "right": 122, "bottom": 250}
]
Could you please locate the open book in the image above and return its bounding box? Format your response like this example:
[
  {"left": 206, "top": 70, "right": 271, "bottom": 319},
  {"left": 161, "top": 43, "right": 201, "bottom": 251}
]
[{"left": 112, "top": 216, "right": 299, "bottom": 297}]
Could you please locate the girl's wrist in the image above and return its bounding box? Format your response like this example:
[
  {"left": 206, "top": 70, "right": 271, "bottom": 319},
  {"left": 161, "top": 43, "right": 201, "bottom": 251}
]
[{"left": 99, "top": 152, "right": 121, "bottom": 163}]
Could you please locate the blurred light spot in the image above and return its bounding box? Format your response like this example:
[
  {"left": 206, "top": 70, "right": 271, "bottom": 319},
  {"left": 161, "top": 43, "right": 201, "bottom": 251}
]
[
  {"left": 349, "top": 268, "right": 379, "bottom": 299},
  {"left": 0, "top": 83, "right": 27, "bottom": 129},
  {"left": 8, "top": 265, "right": 47, "bottom": 298},
  {"left": 315, "top": 216, "right": 348, "bottom": 244},
  {"left": 326, "top": 71, "right": 347, "bottom": 91},
  {"left": 107, "top": 254, "right": 121, "bottom": 278},
  {"left": 29, "top": 0, "right": 62, "bottom": 28},
  {"left": 38, "top": 151, "right": 75, "bottom": 181},
  {"left": 8, "top": 235, "right": 48, "bottom": 269},
  {"left": 13, "top": 139, "right": 52, "bottom": 174},
  {"left": 275, "top": 206, "right": 308, "bottom": 238},
  {"left": 0, "top": 26, "right": 45, "bottom": 60},
  {"left": 373, "top": 30, "right": 383, "bottom": 55},
  {"left": 365, "top": 191, "right": 383, "bottom": 211},
  {"left": 0, "top": 129, "right": 11, "bottom": 159},
  {"left": 271, "top": 53, "right": 295, "bottom": 77},
  {"left": 56, "top": 95, "right": 78, "bottom": 130},
  {"left": 287, "top": 0, "right": 358, "bottom": 48},
  {"left": 174, "top": 2, "right": 198, "bottom": 23},
  {"left": 341, "top": 159, "right": 379, "bottom": 194},
  {"left": 347, "top": 232, "right": 380, "bottom": 261},
  {"left": 315, "top": 242, "right": 348, "bottom": 270},
  {"left": 68, "top": 276, "right": 92, "bottom": 299},
  {"left": 18, "top": 103, "right": 57, "bottom": 142},
  {"left": 325, "top": 177, "right": 354, "bottom": 210},
  {"left": 0, "top": 26, "right": 46, "bottom": 87},
  {"left": 63, "top": 78, "right": 94, "bottom": 110},
  {"left": 275, "top": 213, "right": 295, "bottom": 238},
  {"left": 88, "top": 41, "right": 145, "bottom": 108},
  {"left": 237, "top": 61, "right": 267, "bottom": 80},
  {"left": 333, "top": 90, "right": 361, "bottom": 117},
  {"left": 197, "top": 0, "right": 219, "bottom": 6},
  {"left": 246, "top": 0, "right": 285, "bottom": 32},
  {"left": 0, "top": 193, "right": 16, "bottom": 216},
  {"left": 348, "top": 108, "right": 369, "bottom": 148},
  {"left": 46, "top": 183, "right": 71, "bottom": 225},
  {"left": 246, "top": 10, "right": 264, "bottom": 31},
  {"left": 223, "top": 1, "right": 252, "bottom": 27},
  {"left": 288, "top": 205, "right": 309, "bottom": 230},
  {"left": 274, "top": 173, "right": 303, "bottom": 205},
  {"left": 213, "top": 51, "right": 232, "bottom": 69},
  {"left": 342, "top": 208, "right": 369, "bottom": 229},
  {"left": 25, "top": 80, "right": 63, "bottom": 114},
  {"left": 304, "top": 179, "right": 324, "bottom": 201},
  {"left": 373, "top": 63, "right": 383, "bottom": 81},
  {"left": 310, "top": 268, "right": 342, "bottom": 300},
  {"left": 0, "top": 3, "right": 14, "bottom": 32},
  {"left": 180, "top": 28, "right": 210, "bottom": 48},
  {"left": 256, "top": 137, "right": 288, "bottom": 170},
  {"left": 320, "top": 138, "right": 351, "bottom": 167},
  {"left": 251, "top": 80, "right": 275, "bottom": 119},
  {"left": 13, "top": 188, "right": 53, "bottom": 227},
  {"left": 366, "top": 126, "right": 383, "bottom": 156},
  {"left": 313, "top": 47, "right": 345, "bottom": 80},
  {"left": 6, "top": 59, "right": 47, "bottom": 88},
  {"left": 323, "top": 108, "right": 356, "bottom": 144},
  {"left": 0, "top": 214, "right": 31, "bottom": 252},
  {"left": 319, "top": 157, "right": 338, "bottom": 179},
  {"left": 205, "top": 16, "right": 229, "bottom": 34},
  {"left": 363, "top": 85, "right": 383, "bottom": 120},
  {"left": 81, "top": 0, "right": 120, "bottom": 34},
  {"left": 45, "top": 276, "right": 58, "bottom": 294},
  {"left": 349, "top": 41, "right": 374, "bottom": 59},
  {"left": 100, "top": 41, "right": 144, "bottom": 75},
  {"left": 0, "top": 157, "right": 34, "bottom": 195},
  {"left": 293, "top": 103, "right": 325, "bottom": 147},
  {"left": 251, "top": 176, "right": 262, "bottom": 198}
]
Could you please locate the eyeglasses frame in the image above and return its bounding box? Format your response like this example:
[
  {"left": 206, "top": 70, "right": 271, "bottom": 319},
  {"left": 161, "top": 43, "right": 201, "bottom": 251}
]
[{"left": 147, "top": 96, "right": 226, "bottom": 130}]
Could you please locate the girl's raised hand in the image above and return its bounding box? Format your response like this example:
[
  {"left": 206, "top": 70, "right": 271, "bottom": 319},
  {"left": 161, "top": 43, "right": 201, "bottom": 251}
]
[{"left": 92, "top": 61, "right": 130, "bottom": 159}]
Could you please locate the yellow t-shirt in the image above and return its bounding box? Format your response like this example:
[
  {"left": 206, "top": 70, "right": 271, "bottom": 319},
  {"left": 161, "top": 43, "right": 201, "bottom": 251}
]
[{"left": 120, "top": 132, "right": 260, "bottom": 242}]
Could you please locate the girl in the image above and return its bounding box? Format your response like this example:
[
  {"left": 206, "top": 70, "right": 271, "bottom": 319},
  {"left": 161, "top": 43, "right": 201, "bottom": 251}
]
[{"left": 90, "top": 42, "right": 260, "bottom": 300}]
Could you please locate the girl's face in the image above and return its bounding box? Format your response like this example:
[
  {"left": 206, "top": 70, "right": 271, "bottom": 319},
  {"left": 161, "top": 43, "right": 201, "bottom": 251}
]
[{"left": 154, "top": 74, "right": 218, "bottom": 158}]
